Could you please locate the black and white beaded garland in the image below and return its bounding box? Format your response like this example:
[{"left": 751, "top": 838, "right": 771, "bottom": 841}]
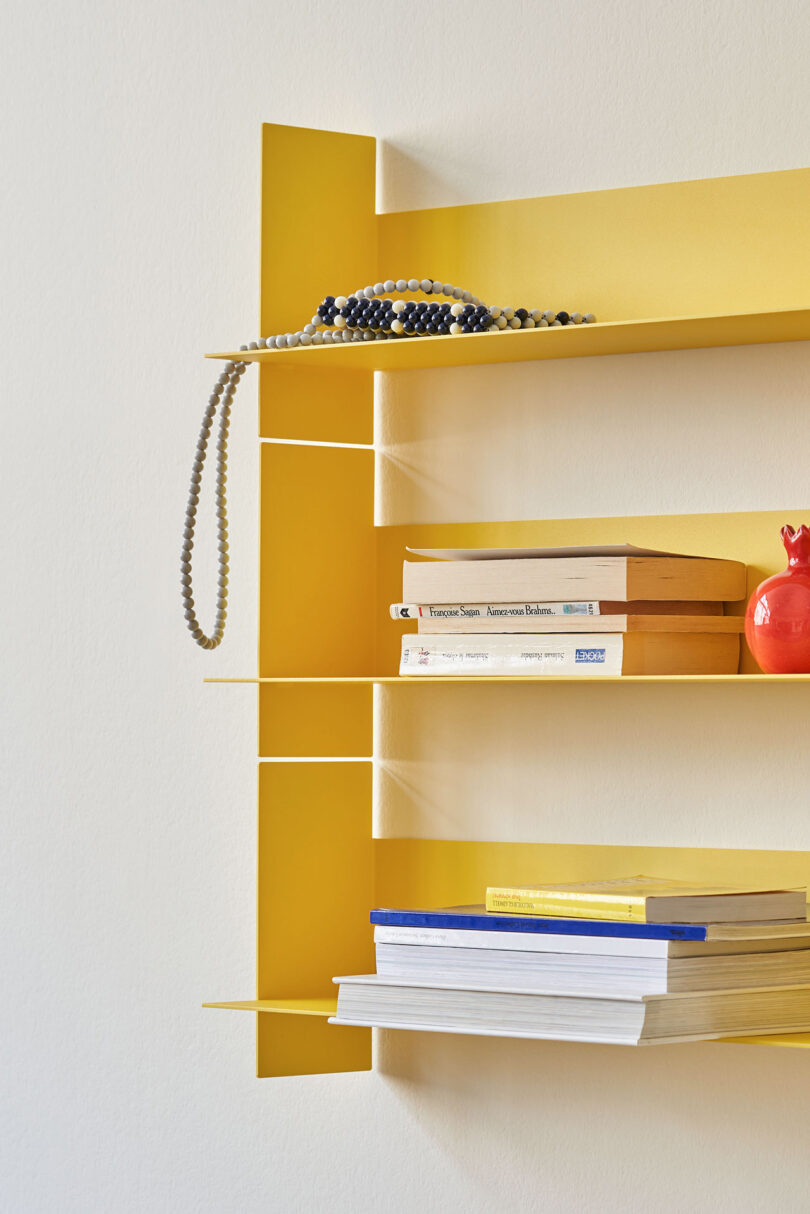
[
  {"left": 182, "top": 277, "right": 596, "bottom": 649},
  {"left": 245, "top": 278, "right": 596, "bottom": 350}
]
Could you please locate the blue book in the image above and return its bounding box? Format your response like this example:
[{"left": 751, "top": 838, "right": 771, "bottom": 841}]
[{"left": 370, "top": 905, "right": 709, "bottom": 941}]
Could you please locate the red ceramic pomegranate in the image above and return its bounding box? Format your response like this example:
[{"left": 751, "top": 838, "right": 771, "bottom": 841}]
[{"left": 745, "top": 525, "right": 810, "bottom": 674}]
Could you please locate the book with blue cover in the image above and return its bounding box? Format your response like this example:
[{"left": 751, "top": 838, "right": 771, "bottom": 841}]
[{"left": 369, "top": 905, "right": 810, "bottom": 943}]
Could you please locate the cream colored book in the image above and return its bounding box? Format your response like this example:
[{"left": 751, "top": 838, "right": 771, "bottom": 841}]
[
  {"left": 402, "top": 545, "right": 746, "bottom": 604},
  {"left": 400, "top": 632, "right": 740, "bottom": 676},
  {"left": 416, "top": 614, "right": 744, "bottom": 635},
  {"left": 485, "top": 876, "right": 807, "bottom": 924}
]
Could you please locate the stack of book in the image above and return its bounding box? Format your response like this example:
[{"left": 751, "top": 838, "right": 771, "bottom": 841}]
[
  {"left": 330, "top": 877, "right": 810, "bottom": 1045},
  {"left": 393, "top": 543, "right": 747, "bottom": 676}
]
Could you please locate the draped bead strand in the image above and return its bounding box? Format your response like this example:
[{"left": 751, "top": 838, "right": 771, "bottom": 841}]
[{"left": 183, "top": 277, "right": 596, "bottom": 648}]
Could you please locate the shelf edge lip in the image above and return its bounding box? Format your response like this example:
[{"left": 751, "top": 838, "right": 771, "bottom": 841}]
[
  {"left": 203, "top": 999, "right": 337, "bottom": 1017},
  {"left": 205, "top": 674, "right": 810, "bottom": 684}
]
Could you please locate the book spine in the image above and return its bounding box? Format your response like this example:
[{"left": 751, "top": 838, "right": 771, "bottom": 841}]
[
  {"left": 390, "top": 601, "right": 600, "bottom": 620},
  {"left": 400, "top": 634, "right": 624, "bottom": 676},
  {"left": 486, "top": 888, "right": 647, "bottom": 922}
]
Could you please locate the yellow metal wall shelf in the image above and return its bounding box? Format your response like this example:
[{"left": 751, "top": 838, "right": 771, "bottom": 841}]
[
  {"left": 204, "top": 124, "right": 810, "bottom": 1076},
  {"left": 208, "top": 674, "right": 810, "bottom": 685},
  {"left": 208, "top": 307, "right": 810, "bottom": 371}
]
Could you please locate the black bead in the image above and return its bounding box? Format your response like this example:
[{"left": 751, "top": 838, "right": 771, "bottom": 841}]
[
  {"left": 415, "top": 322, "right": 426, "bottom": 333},
  {"left": 358, "top": 319, "right": 368, "bottom": 330},
  {"left": 437, "top": 323, "right": 449, "bottom": 335},
  {"left": 515, "top": 308, "right": 528, "bottom": 320},
  {"left": 462, "top": 323, "right": 473, "bottom": 333},
  {"left": 339, "top": 306, "right": 351, "bottom": 317},
  {"left": 425, "top": 323, "right": 437, "bottom": 334},
  {"left": 404, "top": 321, "right": 415, "bottom": 334},
  {"left": 347, "top": 296, "right": 358, "bottom": 306},
  {"left": 556, "top": 311, "right": 570, "bottom": 325},
  {"left": 473, "top": 323, "right": 484, "bottom": 332}
]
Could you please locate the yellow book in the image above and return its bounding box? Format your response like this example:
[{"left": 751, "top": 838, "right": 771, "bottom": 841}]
[{"left": 484, "top": 875, "right": 807, "bottom": 924}]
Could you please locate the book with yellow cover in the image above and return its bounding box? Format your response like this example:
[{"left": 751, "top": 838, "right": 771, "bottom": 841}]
[{"left": 485, "top": 875, "right": 807, "bottom": 924}]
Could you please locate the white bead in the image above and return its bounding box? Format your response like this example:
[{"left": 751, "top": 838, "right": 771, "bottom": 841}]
[
  {"left": 449, "top": 322, "right": 462, "bottom": 335},
  {"left": 502, "top": 307, "right": 515, "bottom": 320},
  {"left": 286, "top": 333, "right": 299, "bottom": 347},
  {"left": 364, "top": 286, "right": 375, "bottom": 299},
  {"left": 396, "top": 279, "right": 407, "bottom": 292},
  {"left": 383, "top": 279, "right": 395, "bottom": 293},
  {"left": 432, "top": 281, "right": 443, "bottom": 294},
  {"left": 496, "top": 315, "right": 508, "bottom": 329},
  {"left": 584, "top": 313, "right": 596, "bottom": 323},
  {"left": 551, "top": 320, "right": 562, "bottom": 327},
  {"left": 392, "top": 299, "right": 406, "bottom": 314},
  {"left": 335, "top": 314, "right": 347, "bottom": 329},
  {"left": 462, "top": 291, "right": 472, "bottom": 302},
  {"left": 543, "top": 310, "right": 556, "bottom": 322},
  {"left": 453, "top": 287, "right": 464, "bottom": 298},
  {"left": 570, "top": 312, "right": 582, "bottom": 324},
  {"left": 391, "top": 319, "right": 404, "bottom": 334},
  {"left": 275, "top": 335, "right": 287, "bottom": 348},
  {"left": 374, "top": 283, "right": 384, "bottom": 296},
  {"left": 322, "top": 331, "right": 333, "bottom": 343},
  {"left": 312, "top": 332, "right": 323, "bottom": 344},
  {"left": 530, "top": 309, "right": 541, "bottom": 321},
  {"left": 303, "top": 323, "right": 316, "bottom": 335},
  {"left": 523, "top": 317, "right": 535, "bottom": 328},
  {"left": 408, "top": 279, "right": 419, "bottom": 291},
  {"left": 443, "top": 283, "right": 453, "bottom": 296},
  {"left": 471, "top": 297, "right": 479, "bottom": 306},
  {"left": 489, "top": 305, "right": 502, "bottom": 319},
  {"left": 310, "top": 315, "right": 319, "bottom": 326},
  {"left": 509, "top": 317, "right": 521, "bottom": 329},
  {"left": 450, "top": 302, "right": 464, "bottom": 317},
  {"left": 538, "top": 318, "right": 549, "bottom": 327},
  {"left": 299, "top": 332, "right": 312, "bottom": 345}
]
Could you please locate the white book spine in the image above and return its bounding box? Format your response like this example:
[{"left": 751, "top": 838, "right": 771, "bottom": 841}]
[
  {"left": 390, "top": 601, "right": 600, "bottom": 620},
  {"left": 399, "top": 633, "right": 624, "bottom": 676}
]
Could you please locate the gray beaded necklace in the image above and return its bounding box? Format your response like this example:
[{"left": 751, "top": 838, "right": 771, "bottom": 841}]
[{"left": 181, "top": 279, "right": 596, "bottom": 648}]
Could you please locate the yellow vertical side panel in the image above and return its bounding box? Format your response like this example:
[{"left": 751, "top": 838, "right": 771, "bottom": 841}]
[
  {"left": 259, "top": 124, "right": 376, "bottom": 442},
  {"left": 375, "top": 508, "right": 805, "bottom": 676},
  {"left": 258, "top": 683, "right": 373, "bottom": 757},
  {"left": 258, "top": 762, "right": 373, "bottom": 1076},
  {"left": 259, "top": 367, "right": 374, "bottom": 445},
  {"left": 378, "top": 167, "right": 810, "bottom": 324},
  {"left": 260, "top": 442, "right": 375, "bottom": 676}
]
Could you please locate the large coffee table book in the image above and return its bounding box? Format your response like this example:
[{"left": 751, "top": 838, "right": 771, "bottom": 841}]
[{"left": 202, "top": 124, "right": 810, "bottom": 1077}]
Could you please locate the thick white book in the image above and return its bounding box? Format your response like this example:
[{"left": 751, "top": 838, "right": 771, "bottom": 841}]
[
  {"left": 330, "top": 974, "right": 810, "bottom": 1045},
  {"left": 400, "top": 633, "right": 624, "bottom": 676},
  {"left": 372, "top": 923, "right": 810, "bottom": 959},
  {"left": 374, "top": 942, "right": 810, "bottom": 995}
]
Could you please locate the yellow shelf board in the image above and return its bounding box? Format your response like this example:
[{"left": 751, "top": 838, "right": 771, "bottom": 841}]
[
  {"left": 207, "top": 308, "right": 810, "bottom": 372},
  {"left": 204, "top": 998, "right": 337, "bottom": 1018},
  {"left": 206, "top": 674, "right": 810, "bottom": 685},
  {"left": 720, "top": 1032, "right": 810, "bottom": 1048}
]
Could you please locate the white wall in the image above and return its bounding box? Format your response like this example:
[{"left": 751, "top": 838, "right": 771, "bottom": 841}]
[{"left": 3, "top": 2, "right": 810, "bottom": 1211}]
